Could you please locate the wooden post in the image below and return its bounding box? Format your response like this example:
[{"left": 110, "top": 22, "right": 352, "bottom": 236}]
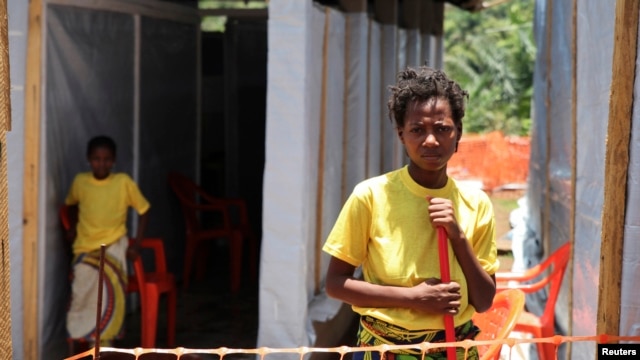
[
  {"left": 23, "top": 0, "right": 43, "bottom": 359},
  {"left": 596, "top": 0, "right": 639, "bottom": 340}
]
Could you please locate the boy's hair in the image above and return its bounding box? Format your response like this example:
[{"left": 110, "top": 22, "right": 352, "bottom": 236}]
[
  {"left": 87, "top": 135, "right": 117, "bottom": 157},
  {"left": 387, "top": 66, "right": 469, "bottom": 128}
]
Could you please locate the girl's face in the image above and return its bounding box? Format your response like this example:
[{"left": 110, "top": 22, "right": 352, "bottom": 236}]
[
  {"left": 88, "top": 146, "right": 115, "bottom": 180},
  {"left": 398, "top": 98, "right": 461, "bottom": 177}
]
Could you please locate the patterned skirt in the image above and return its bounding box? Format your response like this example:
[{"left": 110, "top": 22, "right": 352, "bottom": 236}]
[
  {"left": 352, "top": 315, "right": 480, "bottom": 360},
  {"left": 66, "top": 236, "right": 129, "bottom": 344}
]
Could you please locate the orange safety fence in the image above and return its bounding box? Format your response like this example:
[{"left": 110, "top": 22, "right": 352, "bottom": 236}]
[
  {"left": 448, "top": 131, "right": 530, "bottom": 192},
  {"left": 65, "top": 334, "right": 640, "bottom": 360}
]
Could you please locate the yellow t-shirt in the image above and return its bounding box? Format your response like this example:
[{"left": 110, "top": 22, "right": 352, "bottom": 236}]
[
  {"left": 322, "top": 166, "right": 498, "bottom": 330},
  {"left": 65, "top": 172, "right": 150, "bottom": 254}
]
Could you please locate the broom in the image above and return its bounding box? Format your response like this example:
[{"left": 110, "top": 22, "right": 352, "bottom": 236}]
[{"left": 437, "top": 226, "right": 457, "bottom": 360}]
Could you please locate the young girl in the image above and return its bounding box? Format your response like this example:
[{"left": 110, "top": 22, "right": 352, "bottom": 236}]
[
  {"left": 323, "top": 66, "right": 498, "bottom": 360},
  {"left": 64, "top": 135, "right": 150, "bottom": 350}
]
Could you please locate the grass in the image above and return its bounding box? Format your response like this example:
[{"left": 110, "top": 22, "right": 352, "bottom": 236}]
[
  {"left": 491, "top": 193, "right": 521, "bottom": 239},
  {"left": 490, "top": 190, "right": 523, "bottom": 272}
]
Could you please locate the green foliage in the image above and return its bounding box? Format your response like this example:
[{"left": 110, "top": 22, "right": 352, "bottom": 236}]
[
  {"left": 199, "top": 0, "right": 267, "bottom": 32},
  {"left": 444, "top": 0, "right": 535, "bottom": 136}
]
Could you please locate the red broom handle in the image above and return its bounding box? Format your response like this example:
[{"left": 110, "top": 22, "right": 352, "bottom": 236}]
[{"left": 437, "top": 227, "right": 457, "bottom": 360}]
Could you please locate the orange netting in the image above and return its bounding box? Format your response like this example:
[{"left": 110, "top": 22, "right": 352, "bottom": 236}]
[
  {"left": 65, "top": 334, "right": 639, "bottom": 360},
  {"left": 448, "top": 131, "right": 530, "bottom": 192}
]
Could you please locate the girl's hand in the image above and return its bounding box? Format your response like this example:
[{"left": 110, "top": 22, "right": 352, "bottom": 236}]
[
  {"left": 427, "top": 197, "right": 463, "bottom": 243},
  {"left": 426, "top": 197, "right": 497, "bottom": 313},
  {"left": 410, "top": 278, "right": 461, "bottom": 315}
]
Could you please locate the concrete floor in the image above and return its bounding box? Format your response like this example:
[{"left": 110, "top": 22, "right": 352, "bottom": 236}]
[{"left": 113, "top": 249, "right": 259, "bottom": 360}]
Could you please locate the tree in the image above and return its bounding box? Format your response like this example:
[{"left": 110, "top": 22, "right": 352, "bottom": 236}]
[{"left": 444, "top": 0, "right": 535, "bottom": 136}]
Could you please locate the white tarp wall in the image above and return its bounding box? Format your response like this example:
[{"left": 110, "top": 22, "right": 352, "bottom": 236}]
[
  {"left": 33, "top": 1, "right": 199, "bottom": 358},
  {"left": 259, "top": 2, "right": 324, "bottom": 352},
  {"left": 7, "top": 0, "right": 29, "bottom": 357},
  {"left": 529, "top": 0, "right": 640, "bottom": 359},
  {"left": 380, "top": 23, "right": 398, "bottom": 173},
  {"left": 572, "top": 1, "right": 614, "bottom": 358},
  {"left": 259, "top": 0, "right": 441, "bottom": 354}
]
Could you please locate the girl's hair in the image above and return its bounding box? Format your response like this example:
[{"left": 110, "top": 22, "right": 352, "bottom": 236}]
[
  {"left": 87, "top": 135, "right": 117, "bottom": 157},
  {"left": 387, "top": 66, "right": 469, "bottom": 128}
]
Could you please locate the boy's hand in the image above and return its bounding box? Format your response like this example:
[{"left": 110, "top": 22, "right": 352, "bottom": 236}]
[
  {"left": 64, "top": 229, "right": 76, "bottom": 243},
  {"left": 126, "top": 243, "right": 140, "bottom": 261}
]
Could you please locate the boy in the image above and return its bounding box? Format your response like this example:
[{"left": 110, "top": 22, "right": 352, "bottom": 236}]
[{"left": 65, "top": 135, "right": 150, "bottom": 351}]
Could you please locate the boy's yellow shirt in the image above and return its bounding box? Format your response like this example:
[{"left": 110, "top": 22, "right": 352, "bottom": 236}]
[{"left": 65, "top": 172, "right": 150, "bottom": 254}]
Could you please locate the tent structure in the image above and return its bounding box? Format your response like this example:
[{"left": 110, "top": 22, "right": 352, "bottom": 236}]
[
  {"left": 516, "top": 0, "right": 640, "bottom": 359},
  {"left": 15, "top": 1, "right": 201, "bottom": 359},
  {"left": 3, "top": 0, "right": 639, "bottom": 359},
  {"left": 259, "top": 0, "right": 449, "bottom": 353},
  {"left": 5, "top": 0, "right": 451, "bottom": 358}
]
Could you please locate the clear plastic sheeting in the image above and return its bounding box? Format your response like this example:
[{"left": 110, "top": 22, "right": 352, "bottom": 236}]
[
  {"left": 405, "top": 29, "right": 420, "bottom": 69},
  {"left": 44, "top": 7, "right": 136, "bottom": 357},
  {"left": 572, "top": 1, "right": 615, "bottom": 359},
  {"left": 342, "top": 12, "right": 370, "bottom": 198},
  {"left": 527, "top": 0, "right": 547, "bottom": 264},
  {"left": 397, "top": 28, "right": 407, "bottom": 71},
  {"left": 529, "top": 0, "right": 619, "bottom": 359},
  {"left": 367, "top": 20, "right": 382, "bottom": 179},
  {"left": 543, "top": 0, "right": 573, "bottom": 341},
  {"left": 138, "top": 16, "right": 198, "bottom": 275},
  {"left": 7, "top": 0, "right": 29, "bottom": 356},
  {"left": 317, "top": 8, "right": 346, "bottom": 295},
  {"left": 380, "top": 24, "right": 397, "bottom": 173},
  {"left": 41, "top": 2, "right": 199, "bottom": 358},
  {"left": 514, "top": 1, "right": 550, "bottom": 304},
  {"left": 259, "top": 0, "right": 324, "bottom": 353},
  {"left": 260, "top": 0, "right": 443, "bottom": 353}
]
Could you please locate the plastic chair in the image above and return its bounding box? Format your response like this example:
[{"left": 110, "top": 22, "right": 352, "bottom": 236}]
[
  {"left": 59, "top": 204, "right": 74, "bottom": 232},
  {"left": 128, "top": 237, "right": 177, "bottom": 348},
  {"left": 472, "top": 288, "right": 526, "bottom": 360},
  {"left": 59, "top": 205, "right": 177, "bottom": 349},
  {"left": 168, "top": 171, "right": 257, "bottom": 293},
  {"left": 495, "top": 241, "right": 572, "bottom": 360}
]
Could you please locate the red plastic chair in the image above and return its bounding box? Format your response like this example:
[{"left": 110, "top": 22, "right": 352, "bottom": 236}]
[
  {"left": 59, "top": 205, "right": 177, "bottom": 349},
  {"left": 128, "top": 238, "right": 177, "bottom": 348},
  {"left": 59, "top": 204, "right": 74, "bottom": 232},
  {"left": 472, "top": 288, "right": 526, "bottom": 360},
  {"left": 168, "top": 171, "right": 257, "bottom": 293},
  {"left": 496, "top": 241, "right": 572, "bottom": 360}
]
